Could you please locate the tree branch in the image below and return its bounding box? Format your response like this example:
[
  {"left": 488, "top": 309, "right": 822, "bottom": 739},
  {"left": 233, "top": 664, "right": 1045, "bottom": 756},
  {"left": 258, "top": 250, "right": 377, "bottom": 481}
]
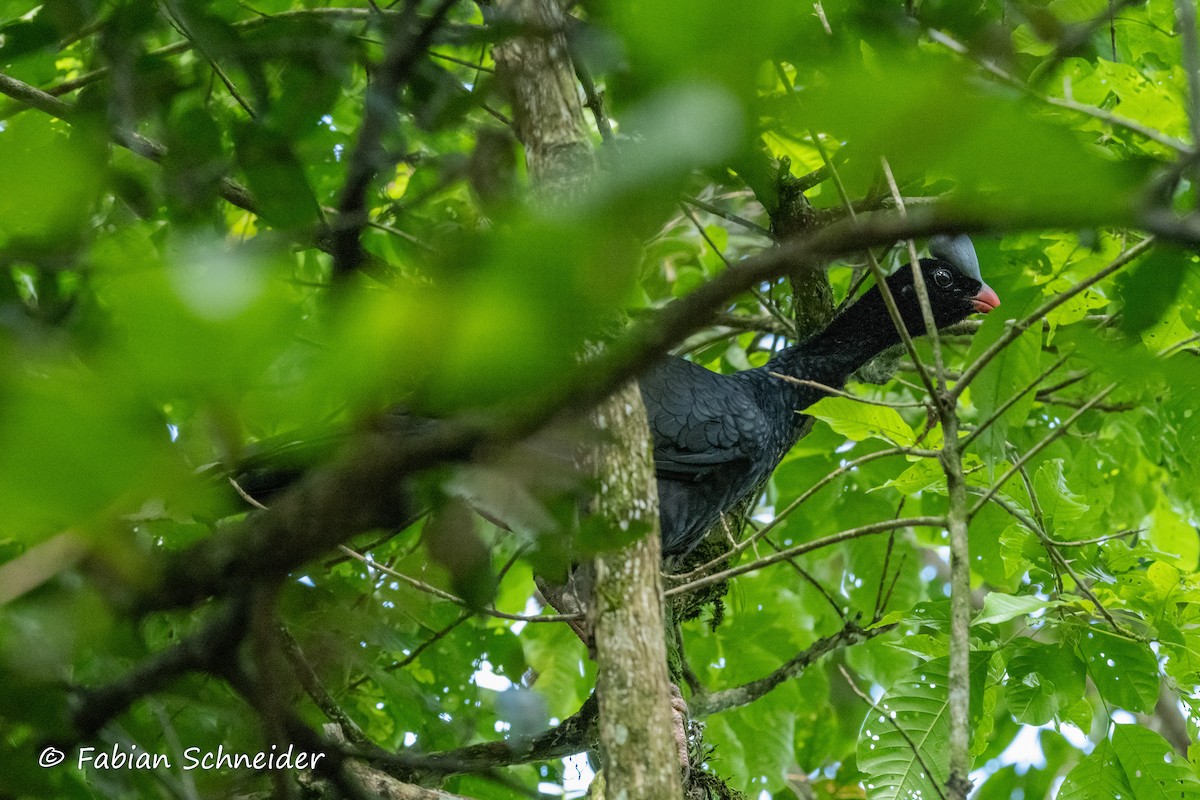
[
  {"left": 689, "top": 621, "right": 892, "bottom": 716},
  {"left": 70, "top": 597, "right": 250, "bottom": 740}
]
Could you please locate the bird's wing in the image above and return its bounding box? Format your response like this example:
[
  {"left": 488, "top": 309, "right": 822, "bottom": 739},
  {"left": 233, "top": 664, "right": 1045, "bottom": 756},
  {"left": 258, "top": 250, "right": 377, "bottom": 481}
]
[{"left": 639, "top": 357, "right": 771, "bottom": 481}]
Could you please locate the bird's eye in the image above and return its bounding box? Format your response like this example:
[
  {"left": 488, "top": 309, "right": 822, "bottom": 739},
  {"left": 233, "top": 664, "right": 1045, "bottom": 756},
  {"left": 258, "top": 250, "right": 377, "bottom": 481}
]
[{"left": 932, "top": 268, "right": 953, "bottom": 288}]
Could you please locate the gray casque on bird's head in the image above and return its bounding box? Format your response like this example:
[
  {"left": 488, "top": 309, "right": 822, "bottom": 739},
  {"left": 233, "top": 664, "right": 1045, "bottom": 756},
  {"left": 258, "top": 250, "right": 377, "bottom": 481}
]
[{"left": 929, "top": 235, "right": 982, "bottom": 283}]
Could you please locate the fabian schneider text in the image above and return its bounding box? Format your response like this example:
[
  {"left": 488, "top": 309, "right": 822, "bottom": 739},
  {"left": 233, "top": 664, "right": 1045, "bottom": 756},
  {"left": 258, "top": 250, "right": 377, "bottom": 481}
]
[{"left": 75, "top": 743, "right": 326, "bottom": 771}]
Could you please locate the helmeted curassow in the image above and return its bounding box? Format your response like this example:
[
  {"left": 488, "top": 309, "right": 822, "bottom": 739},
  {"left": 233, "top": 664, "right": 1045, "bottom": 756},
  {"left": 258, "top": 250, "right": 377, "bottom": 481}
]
[{"left": 234, "top": 236, "right": 998, "bottom": 557}]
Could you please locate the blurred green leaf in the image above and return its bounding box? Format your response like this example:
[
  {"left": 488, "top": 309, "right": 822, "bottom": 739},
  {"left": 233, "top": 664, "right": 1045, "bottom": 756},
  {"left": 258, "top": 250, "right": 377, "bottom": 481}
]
[
  {"left": 234, "top": 123, "right": 321, "bottom": 229},
  {"left": 0, "top": 362, "right": 180, "bottom": 537},
  {"left": 0, "top": 11, "right": 59, "bottom": 61},
  {"left": 0, "top": 115, "right": 101, "bottom": 250},
  {"left": 788, "top": 58, "right": 1149, "bottom": 216},
  {"left": 1117, "top": 247, "right": 1190, "bottom": 336}
]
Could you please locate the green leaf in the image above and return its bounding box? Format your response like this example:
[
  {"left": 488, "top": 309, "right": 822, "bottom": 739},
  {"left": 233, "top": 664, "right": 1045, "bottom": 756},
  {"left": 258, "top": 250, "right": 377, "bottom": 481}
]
[
  {"left": 519, "top": 623, "right": 592, "bottom": 720},
  {"left": 1034, "top": 459, "right": 1089, "bottom": 528},
  {"left": 1117, "top": 247, "right": 1191, "bottom": 336},
  {"left": 1149, "top": 499, "right": 1200, "bottom": 572},
  {"left": 1064, "top": 59, "right": 1190, "bottom": 155},
  {"left": 1078, "top": 627, "right": 1160, "bottom": 713},
  {"left": 808, "top": 397, "right": 916, "bottom": 446},
  {"left": 705, "top": 694, "right": 799, "bottom": 792},
  {"left": 1003, "top": 641, "right": 1084, "bottom": 725},
  {"left": 1061, "top": 695, "right": 1093, "bottom": 736},
  {"left": 1111, "top": 725, "right": 1200, "bottom": 800},
  {"left": 857, "top": 655, "right": 989, "bottom": 800},
  {"left": 1057, "top": 740, "right": 1136, "bottom": 800},
  {"left": 974, "top": 593, "right": 1063, "bottom": 626},
  {"left": 0, "top": 115, "right": 101, "bottom": 248},
  {"left": 878, "top": 458, "right": 938, "bottom": 494},
  {"left": 999, "top": 523, "right": 1039, "bottom": 580},
  {"left": 234, "top": 123, "right": 321, "bottom": 230}
]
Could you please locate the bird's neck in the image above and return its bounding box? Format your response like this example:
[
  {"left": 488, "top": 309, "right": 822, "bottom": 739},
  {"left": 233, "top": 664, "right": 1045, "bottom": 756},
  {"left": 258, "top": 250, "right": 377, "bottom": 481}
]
[{"left": 765, "top": 288, "right": 902, "bottom": 384}]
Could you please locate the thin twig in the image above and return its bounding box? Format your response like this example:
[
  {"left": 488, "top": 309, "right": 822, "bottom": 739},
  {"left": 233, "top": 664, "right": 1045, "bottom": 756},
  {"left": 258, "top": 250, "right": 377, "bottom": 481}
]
[
  {"left": 929, "top": 29, "right": 1190, "bottom": 154},
  {"left": 667, "top": 446, "right": 936, "bottom": 584},
  {"left": 1052, "top": 528, "right": 1142, "bottom": 547},
  {"left": 330, "top": 0, "right": 458, "bottom": 278},
  {"left": 681, "top": 196, "right": 774, "bottom": 239},
  {"left": 573, "top": 51, "right": 613, "bottom": 144},
  {"left": 1035, "top": 394, "right": 1135, "bottom": 412},
  {"left": 343, "top": 611, "right": 472, "bottom": 694},
  {"left": 768, "top": 372, "right": 927, "bottom": 408},
  {"left": 882, "top": 156, "right": 945, "bottom": 392},
  {"left": 280, "top": 625, "right": 370, "bottom": 745},
  {"left": 710, "top": 311, "right": 794, "bottom": 337},
  {"left": 689, "top": 621, "right": 888, "bottom": 716},
  {"left": 430, "top": 49, "right": 495, "bottom": 72},
  {"left": 160, "top": 1, "right": 259, "bottom": 117},
  {"left": 666, "top": 516, "right": 946, "bottom": 598},
  {"left": 1034, "top": 369, "right": 1093, "bottom": 398},
  {"left": 954, "top": 239, "right": 1153, "bottom": 398},
  {"left": 808, "top": 128, "right": 938, "bottom": 398},
  {"left": 968, "top": 384, "right": 1116, "bottom": 516},
  {"left": 764, "top": 534, "right": 848, "bottom": 621},
  {"left": 972, "top": 490, "right": 1136, "bottom": 639},
  {"left": 337, "top": 546, "right": 581, "bottom": 623}
]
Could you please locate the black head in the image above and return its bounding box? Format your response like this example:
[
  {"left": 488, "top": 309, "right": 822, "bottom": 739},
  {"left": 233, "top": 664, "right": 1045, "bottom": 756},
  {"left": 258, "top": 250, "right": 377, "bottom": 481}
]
[{"left": 882, "top": 235, "right": 999, "bottom": 334}]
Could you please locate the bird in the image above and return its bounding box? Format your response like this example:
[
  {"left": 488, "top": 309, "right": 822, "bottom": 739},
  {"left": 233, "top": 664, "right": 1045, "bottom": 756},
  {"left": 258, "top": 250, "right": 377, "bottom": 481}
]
[
  {"left": 640, "top": 235, "right": 999, "bottom": 557},
  {"left": 233, "top": 236, "right": 997, "bottom": 561}
]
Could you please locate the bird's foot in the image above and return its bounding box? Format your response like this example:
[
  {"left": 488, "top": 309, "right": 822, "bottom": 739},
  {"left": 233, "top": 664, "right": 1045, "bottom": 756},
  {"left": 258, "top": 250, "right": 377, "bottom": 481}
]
[{"left": 670, "top": 682, "right": 691, "bottom": 782}]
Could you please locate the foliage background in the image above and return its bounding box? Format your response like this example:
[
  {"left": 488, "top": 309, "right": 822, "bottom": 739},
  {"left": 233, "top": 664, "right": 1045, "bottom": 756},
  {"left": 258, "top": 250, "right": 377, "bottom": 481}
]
[{"left": 1, "top": 0, "right": 1199, "bottom": 799}]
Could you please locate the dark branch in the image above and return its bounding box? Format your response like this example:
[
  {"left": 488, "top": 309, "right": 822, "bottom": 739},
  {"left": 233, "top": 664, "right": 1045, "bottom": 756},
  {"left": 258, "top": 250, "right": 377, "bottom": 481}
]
[
  {"left": 690, "top": 621, "right": 892, "bottom": 716},
  {"left": 331, "top": 0, "right": 459, "bottom": 279},
  {"left": 392, "top": 695, "right": 598, "bottom": 781},
  {"left": 69, "top": 597, "right": 250, "bottom": 740}
]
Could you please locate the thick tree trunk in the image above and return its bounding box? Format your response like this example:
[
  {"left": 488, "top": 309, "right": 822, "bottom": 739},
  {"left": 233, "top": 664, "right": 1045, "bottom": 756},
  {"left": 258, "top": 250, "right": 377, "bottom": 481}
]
[
  {"left": 491, "top": 0, "right": 592, "bottom": 202},
  {"left": 493, "top": 2, "right": 683, "bottom": 798},
  {"left": 587, "top": 385, "right": 682, "bottom": 800}
]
